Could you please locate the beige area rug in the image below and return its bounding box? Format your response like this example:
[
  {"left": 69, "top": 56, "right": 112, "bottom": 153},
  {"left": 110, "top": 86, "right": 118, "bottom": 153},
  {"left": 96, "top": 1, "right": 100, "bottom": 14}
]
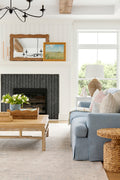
[{"left": 0, "top": 123, "right": 108, "bottom": 180}]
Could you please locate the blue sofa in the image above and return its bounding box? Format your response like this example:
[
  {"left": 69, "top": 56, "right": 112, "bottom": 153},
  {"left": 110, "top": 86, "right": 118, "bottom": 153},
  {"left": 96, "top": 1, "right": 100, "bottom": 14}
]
[{"left": 70, "top": 88, "right": 120, "bottom": 161}]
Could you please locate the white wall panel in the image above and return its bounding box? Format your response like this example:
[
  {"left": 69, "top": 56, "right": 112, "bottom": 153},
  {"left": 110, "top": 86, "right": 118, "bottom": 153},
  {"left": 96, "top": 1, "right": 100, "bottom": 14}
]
[
  {"left": 2, "top": 19, "right": 120, "bottom": 119},
  {"left": 0, "top": 19, "right": 72, "bottom": 120}
]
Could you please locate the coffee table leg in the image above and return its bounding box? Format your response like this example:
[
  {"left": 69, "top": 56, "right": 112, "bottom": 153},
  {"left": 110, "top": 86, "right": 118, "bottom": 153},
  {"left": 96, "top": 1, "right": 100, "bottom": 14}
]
[
  {"left": 46, "top": 128, "right": 49, "bottom": 137},
  {"left": 19, "top": 130, "right": 22, "bottom": 137},
  {"left": 42, "top": 130, "right": 46, "bottom": 151}
]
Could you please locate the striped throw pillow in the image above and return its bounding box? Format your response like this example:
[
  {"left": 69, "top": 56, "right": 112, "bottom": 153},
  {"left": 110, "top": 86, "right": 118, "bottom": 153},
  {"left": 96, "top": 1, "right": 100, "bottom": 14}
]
[{"left": 100, "top": 93, "right": 120, "bottom": 113}]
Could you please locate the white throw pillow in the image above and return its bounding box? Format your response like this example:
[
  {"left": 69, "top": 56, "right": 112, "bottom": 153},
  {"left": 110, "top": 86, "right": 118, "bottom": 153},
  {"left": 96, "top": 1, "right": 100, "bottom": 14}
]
[
  {"left": 100, "top": 93, "right": 120, "bottom": 113},
  {"left": 90, "top": 90, "right": 105, "bottom": 112},
  {"left": 92, "top": 102, "right": 100, "bottom": 113},
  {"left": 113, "top": 90, "right": 120, "bottom": 105},
  {"left": 89, "top": 89, "right": 99, "bottom": 110},
  {"left": 103, "top": 89, "right": 108, "bottom": 95}
]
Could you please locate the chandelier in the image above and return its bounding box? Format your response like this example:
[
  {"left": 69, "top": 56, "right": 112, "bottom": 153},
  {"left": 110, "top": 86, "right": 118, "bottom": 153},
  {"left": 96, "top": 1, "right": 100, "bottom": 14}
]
[{"left": 0, "top": 0, "right": 45, "bottom": 22}]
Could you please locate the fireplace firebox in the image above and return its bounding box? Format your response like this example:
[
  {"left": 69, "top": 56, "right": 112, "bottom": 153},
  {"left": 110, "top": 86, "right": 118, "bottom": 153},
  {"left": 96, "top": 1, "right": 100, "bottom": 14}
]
[{"left": 13, "top": 88, "right": 47, "bottom": 114}]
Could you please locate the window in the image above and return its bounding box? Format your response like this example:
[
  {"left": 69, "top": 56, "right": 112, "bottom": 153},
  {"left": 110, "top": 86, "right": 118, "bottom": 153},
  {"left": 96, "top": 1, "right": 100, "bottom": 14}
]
[{"left": 78, "top": 31, "right": 117, "bottom": 95}]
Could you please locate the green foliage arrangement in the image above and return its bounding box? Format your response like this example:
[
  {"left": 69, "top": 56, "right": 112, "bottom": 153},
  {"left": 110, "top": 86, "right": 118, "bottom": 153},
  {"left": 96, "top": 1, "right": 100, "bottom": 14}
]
[{"left": 1, "top": 94, "right": 29, "bottom": 105}]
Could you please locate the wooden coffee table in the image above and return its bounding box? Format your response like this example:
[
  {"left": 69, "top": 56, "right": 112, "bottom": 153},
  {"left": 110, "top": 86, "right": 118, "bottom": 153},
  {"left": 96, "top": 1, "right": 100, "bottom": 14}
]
[
  {"left": 97, "top": 128, "right": 120, "bottom": 172},
  {"left": 0, "top": 115, "right": 49, "bottom": 151}
]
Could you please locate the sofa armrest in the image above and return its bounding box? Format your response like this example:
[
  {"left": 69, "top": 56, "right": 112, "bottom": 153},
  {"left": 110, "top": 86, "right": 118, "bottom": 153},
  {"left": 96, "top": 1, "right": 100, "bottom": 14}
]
[
  {"left": 72, "top": 118, "right": 88, "bottom": 138},
  {"left": 78, "top": 101, "right": 91, "bottom": 108},
  {"left": 87, "top": 113, "right": 120, "bottom": 161}
]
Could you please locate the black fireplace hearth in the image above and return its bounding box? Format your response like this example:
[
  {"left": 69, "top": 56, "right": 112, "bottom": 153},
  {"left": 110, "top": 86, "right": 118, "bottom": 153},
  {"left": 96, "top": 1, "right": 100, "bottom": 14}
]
[{"left": 1, "top": 74, "right": 59, "bottom": 119}]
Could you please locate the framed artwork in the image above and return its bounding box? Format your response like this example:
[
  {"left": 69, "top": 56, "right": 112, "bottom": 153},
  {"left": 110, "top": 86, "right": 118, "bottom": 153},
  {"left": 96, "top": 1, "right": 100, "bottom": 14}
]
[
  {"left": 43, "top": 42, "right": 66, "bottom": 61},
  {"left": 10, "top": 34, "right": 49, "bottom": 61}
]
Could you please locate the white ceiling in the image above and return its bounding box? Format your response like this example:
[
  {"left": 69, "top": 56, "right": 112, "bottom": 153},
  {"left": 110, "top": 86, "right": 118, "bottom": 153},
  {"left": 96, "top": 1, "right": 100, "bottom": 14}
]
[
  {"left": 0, "top": 0, "right": 58, "bottom": 7},
  {"left": 0, "top": 0, "right": 116, "bottom": 6},
  {"left": 0, "top": 0, "right": 120, "bottom": 19},
  {"left": 73, "top": 0, "right": 116, "bottom": 6}
]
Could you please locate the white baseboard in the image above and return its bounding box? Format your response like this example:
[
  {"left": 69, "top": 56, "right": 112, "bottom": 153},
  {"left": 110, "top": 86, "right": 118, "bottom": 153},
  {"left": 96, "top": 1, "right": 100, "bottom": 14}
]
[{"left": 58, "top": 113, "right": 69, "bottom": 120}]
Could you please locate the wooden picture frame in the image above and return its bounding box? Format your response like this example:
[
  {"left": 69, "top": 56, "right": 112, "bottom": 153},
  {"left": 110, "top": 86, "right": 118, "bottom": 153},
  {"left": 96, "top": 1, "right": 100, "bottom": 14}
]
[
  {"left": 43, "top": 42, "right": 66, "bottom": 61},
  {"left": 10, "top": 34, "right": 49, "bottom": 61}
]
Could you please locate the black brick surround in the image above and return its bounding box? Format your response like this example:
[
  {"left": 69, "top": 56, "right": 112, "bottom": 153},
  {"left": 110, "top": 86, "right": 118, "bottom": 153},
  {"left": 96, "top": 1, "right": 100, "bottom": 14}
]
[{"left": 1, "top": 74, "right": 59, "bottom": 119}]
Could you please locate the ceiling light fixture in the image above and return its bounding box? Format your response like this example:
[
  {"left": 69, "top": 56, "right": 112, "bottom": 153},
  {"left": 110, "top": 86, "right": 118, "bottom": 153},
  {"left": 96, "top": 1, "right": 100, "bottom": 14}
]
[{"left": 0, "top": 0, "right": 45, "bottom": 22}]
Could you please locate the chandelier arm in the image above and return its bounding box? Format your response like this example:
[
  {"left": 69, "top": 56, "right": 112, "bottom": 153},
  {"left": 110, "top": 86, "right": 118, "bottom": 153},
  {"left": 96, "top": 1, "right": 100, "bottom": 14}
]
[
  {"left": 14, "top": 8, "right": 44, "bottom": 18},
  {"left": 25, "top": 11, "right": 44, "bottom": 18},
  {"left": 0, "top": 9, "right": 9, "bottom": 19},
  {"left": 13, "top": 2, "right": 31, "bottom": 11},
  {"left": 14, "top": 10, "right": 26, "bottom": 22},
  {"left": 0, "top": 7, "right": 9, "bottom": 11}
]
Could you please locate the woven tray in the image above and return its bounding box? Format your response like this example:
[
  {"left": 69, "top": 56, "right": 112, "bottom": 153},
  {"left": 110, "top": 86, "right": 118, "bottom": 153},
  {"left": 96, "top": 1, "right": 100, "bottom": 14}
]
[{"left": 7, "top": 108, "right": 39, "bottom": 119}]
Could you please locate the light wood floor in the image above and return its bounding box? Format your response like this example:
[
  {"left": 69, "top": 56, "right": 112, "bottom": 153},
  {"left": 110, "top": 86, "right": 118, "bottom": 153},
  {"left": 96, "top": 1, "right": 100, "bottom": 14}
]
[
  {"left": 102, "top": 163, "right": 120, "bottom": 179},
  {"left": 106, "top": 171, "right": 120, "bottom": 180},
  {"left": 49, "top": 120, "right": 68, "bottom": 123}
]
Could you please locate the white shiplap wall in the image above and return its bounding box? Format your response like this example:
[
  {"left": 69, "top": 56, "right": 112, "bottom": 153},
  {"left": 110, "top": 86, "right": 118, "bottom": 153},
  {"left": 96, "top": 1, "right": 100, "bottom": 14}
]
[{"left": 0, "top": 18, "right": 73, "bottom": 120}]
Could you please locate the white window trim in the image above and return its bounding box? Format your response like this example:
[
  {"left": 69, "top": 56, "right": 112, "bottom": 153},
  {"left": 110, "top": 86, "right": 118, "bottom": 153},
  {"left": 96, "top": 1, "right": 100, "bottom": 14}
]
[
  {"left": 77, "top": 30, "right": 118, "bottom": 86},
  {"left": 78, "top": 44, "right": 117, "bottom": 49},
  {"left": 78, "top": 78, "right": 117, "bottom": 80}
]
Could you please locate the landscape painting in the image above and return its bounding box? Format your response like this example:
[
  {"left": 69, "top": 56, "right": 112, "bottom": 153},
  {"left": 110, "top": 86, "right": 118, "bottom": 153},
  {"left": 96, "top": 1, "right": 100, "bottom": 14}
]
[{"left": 43, "top": 42, "right": 66, "bottom": 61}]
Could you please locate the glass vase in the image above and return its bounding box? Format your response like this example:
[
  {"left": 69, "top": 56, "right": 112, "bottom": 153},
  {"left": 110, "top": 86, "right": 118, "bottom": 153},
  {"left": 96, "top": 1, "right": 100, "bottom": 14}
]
[{"left": 10, "top": 104, "right": 21, "bottom": 111}]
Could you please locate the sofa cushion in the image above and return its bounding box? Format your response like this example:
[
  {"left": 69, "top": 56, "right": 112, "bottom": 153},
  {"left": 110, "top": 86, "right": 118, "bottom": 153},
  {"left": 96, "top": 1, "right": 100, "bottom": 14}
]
[
  {"left": 78, "top": 101, "right": 91, "bottom": 108},
  {"left": 100, "top": 93, "right": 120, "bottom": 113},
  {"left": 72, "top": 117, "right": 88, "bottom": 138}
]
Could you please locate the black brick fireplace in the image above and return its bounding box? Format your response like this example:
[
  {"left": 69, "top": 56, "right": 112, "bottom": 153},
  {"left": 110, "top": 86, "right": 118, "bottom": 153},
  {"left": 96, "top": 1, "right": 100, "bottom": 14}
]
[{"left": 1, "top": 74, "right": 59, "bottom": 119}]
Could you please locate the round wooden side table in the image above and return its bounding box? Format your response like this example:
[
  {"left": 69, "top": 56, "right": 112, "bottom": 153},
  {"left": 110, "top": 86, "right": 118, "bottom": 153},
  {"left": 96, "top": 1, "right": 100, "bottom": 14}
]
[{"left": 97, "top": 128, "right": 120, "bottom": 173}]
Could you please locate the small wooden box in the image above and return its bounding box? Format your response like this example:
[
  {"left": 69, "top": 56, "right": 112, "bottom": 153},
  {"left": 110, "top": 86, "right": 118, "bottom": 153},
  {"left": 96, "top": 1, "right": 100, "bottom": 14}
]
[
  {"left": 7, "top": 108, "right": 39, "bottom": 119},
  {"left": 0, "top": 112, "right": 13, "bottom": 122}
]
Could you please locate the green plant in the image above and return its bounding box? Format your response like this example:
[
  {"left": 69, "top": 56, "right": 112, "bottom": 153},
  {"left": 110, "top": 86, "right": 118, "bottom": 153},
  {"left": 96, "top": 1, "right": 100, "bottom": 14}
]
[{"left": 1, "top": 94, "right": 29, "bottom": 105}]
